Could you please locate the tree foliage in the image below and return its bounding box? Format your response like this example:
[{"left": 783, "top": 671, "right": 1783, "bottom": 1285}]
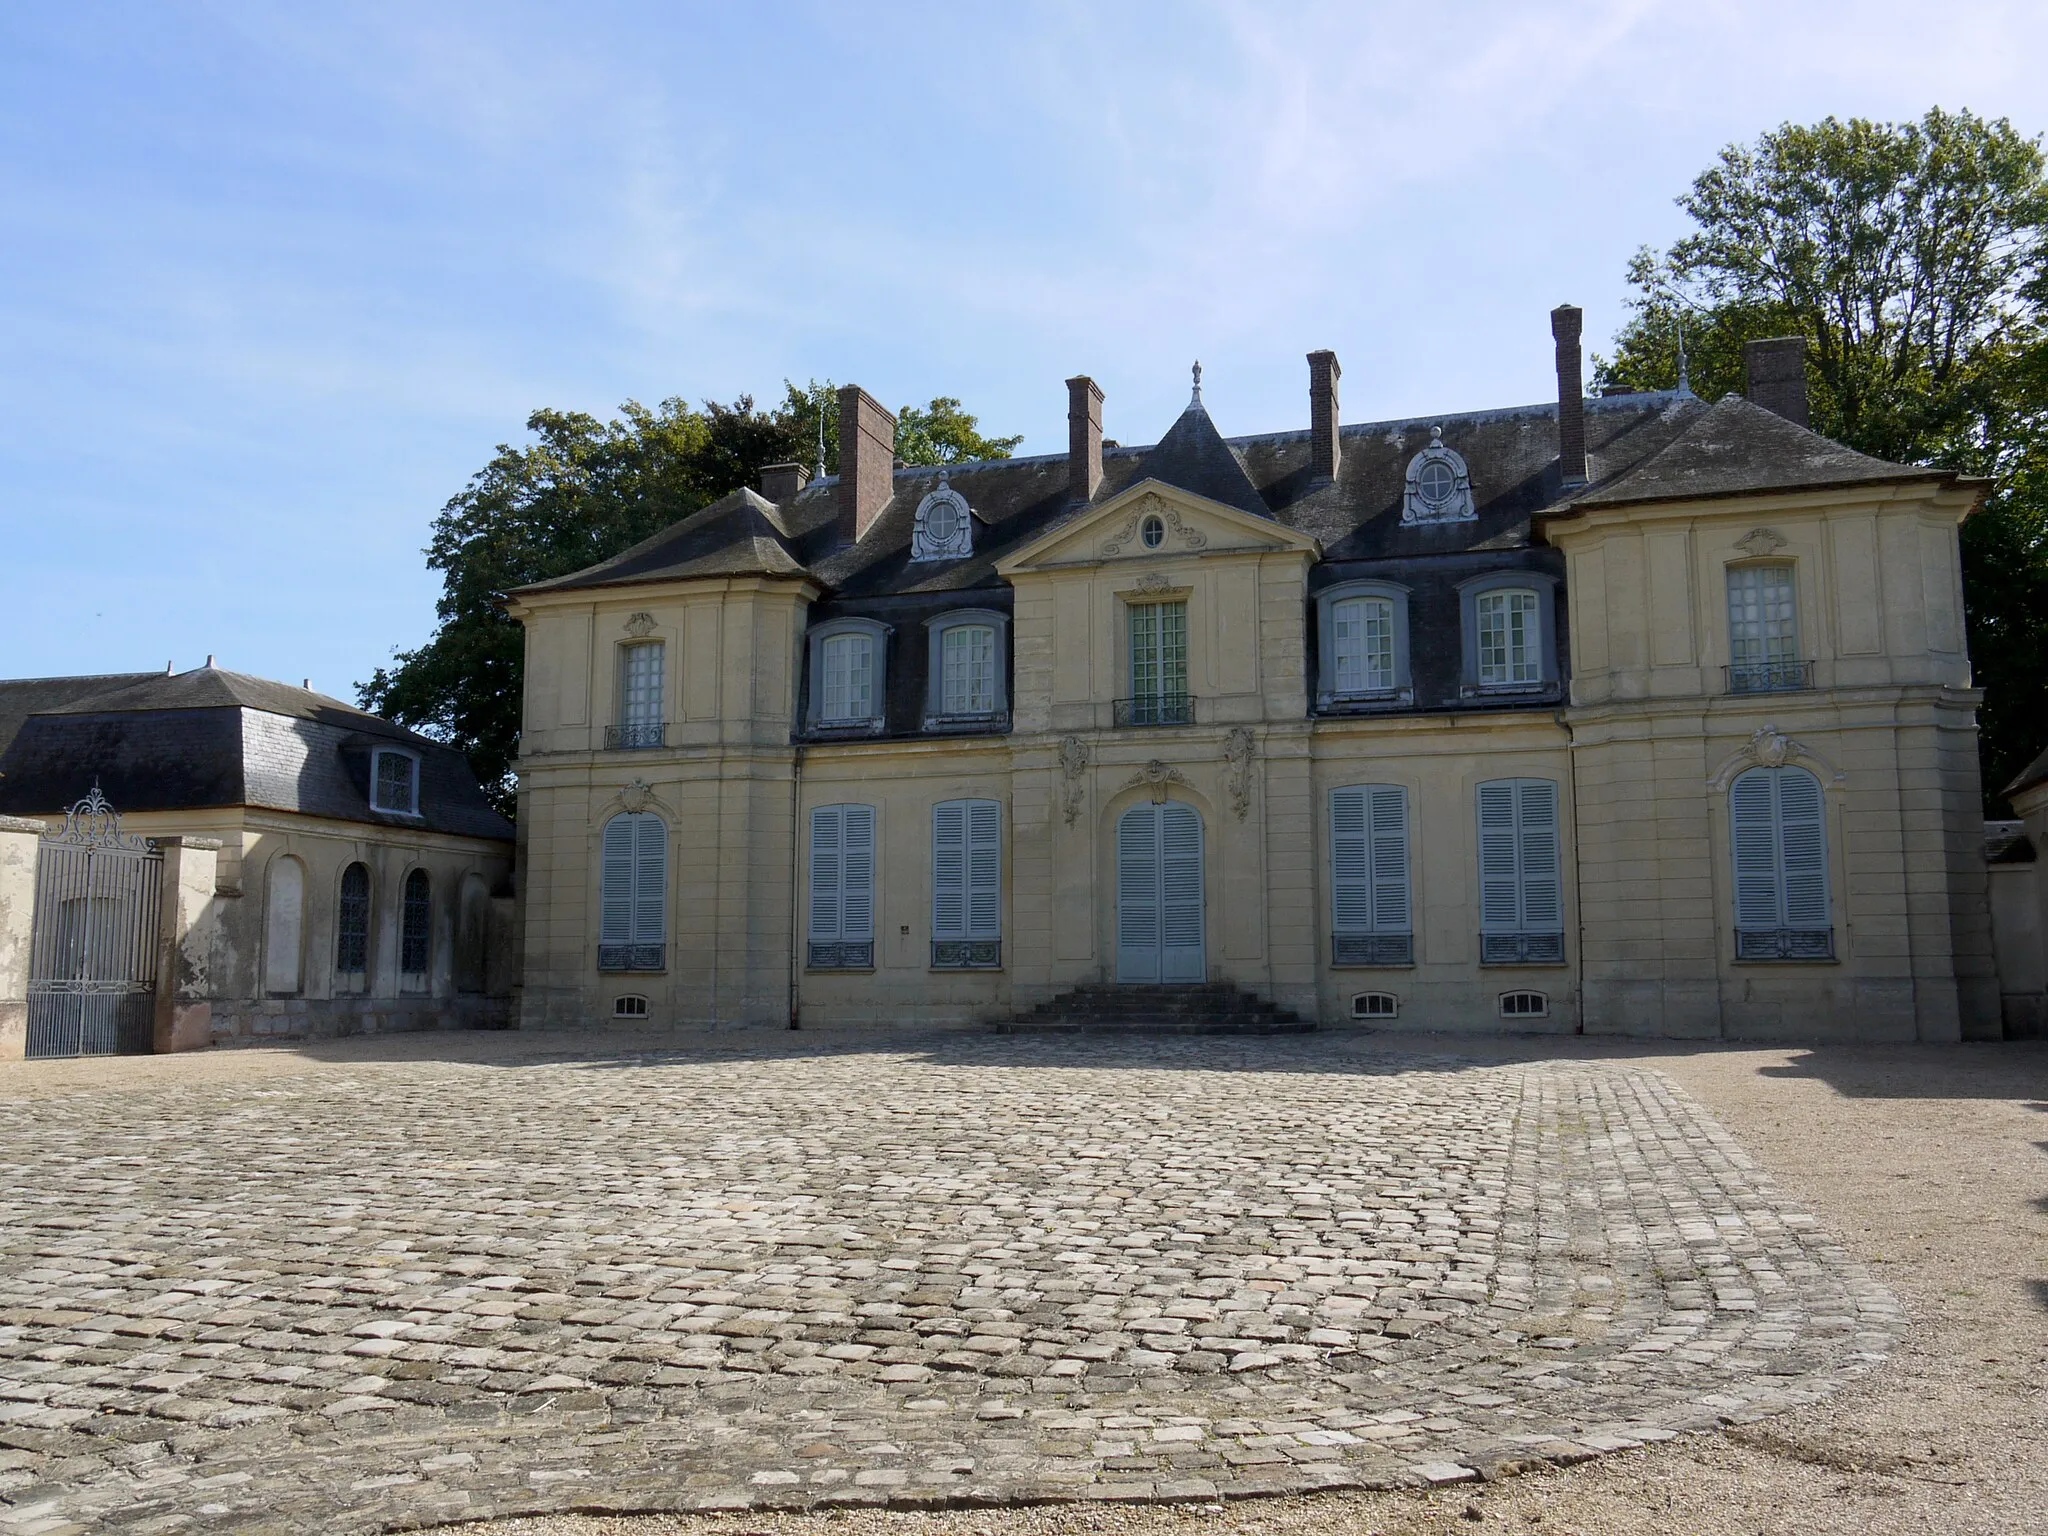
[
  {"left": 360, "top": 385, "right": 1019, "bottom": 813},
  {"left": 1596, "top": 109, "right": 2048, "bottom": 809}
]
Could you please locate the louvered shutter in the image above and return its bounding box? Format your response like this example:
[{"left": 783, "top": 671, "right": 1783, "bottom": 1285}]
[
  {"left": 1330, "top": 788, "right": 1372, "bottom": 933},
  {"left": 632, "top": 813, "right": 666, "bottom": 945},
  {"left": 966, "top": 800, "right": 1001, "bottom": 939},
  {"left": 1729, "top": 770, "right": 1782, "bottom": 928},
  {"left": 1476, "top": 782, "right": 1521, "bottom": 930},
  {"left": 840, "top": 804, "right": 875, "bottom": 940},
  {"left": 1777, "top": 769, "right": 1828, "bottom": 927},
  {"left": 1369, "top": 786, "right": 1411, "bottom": 931},
  {"left": 1160, "top": 803, "right": 1205, "bottom": 981},
  {"left": 1117, "top": 806, "right": 1161, "bottom": 982},
  {"left": 600, "top": 815, "right": 636, "bottom": 945},
  {"left": 932, "top": 801, "right": 967, "bottom": 939},
  {"left": 809, "top": 806, "right": 842, "bottom": 940},
  {"left": 1516, "top": 780, "right": 1561, "bottom": 930}
]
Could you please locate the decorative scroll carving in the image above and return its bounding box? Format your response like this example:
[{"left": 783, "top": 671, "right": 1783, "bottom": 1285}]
[
  {"left": 619, "top": 779, "right": 655, "bottom": 814},
  {"left": 1057, "top": 735, "right": 1089, "bottom": 827},
  {"left": 1133, "top": 571, "right": 1172, "bottom": 594},
  {"left": 1222, "top": 727, "right": 1256, "bottom": 821},
  {"left": 1735, "top": 527, "right": 1788, "bottom": 557},
  {"left": 1749, "top": 726, "right": 1795, "bottom": 768},
  {"left": 623, "top": 612, "right": 657, "bottom": 638},
  {"left": 1100, "top": 495, "right": 1210, "bottom": 556},
  {"left": 1118, "top": 759, "right": 1189, "bottom": 804}
]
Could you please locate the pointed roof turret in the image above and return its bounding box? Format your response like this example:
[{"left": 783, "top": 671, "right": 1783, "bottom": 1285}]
[{"left": 1129, "top": 363, "right": 1270, "bottom": 518}]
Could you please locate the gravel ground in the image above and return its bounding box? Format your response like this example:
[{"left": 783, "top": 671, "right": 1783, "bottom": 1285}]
[{"left": 448, "top": 1032, "right": 2048, "bottom": 1536}]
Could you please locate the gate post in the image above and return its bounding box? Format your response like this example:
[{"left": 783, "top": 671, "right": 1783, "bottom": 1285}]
[
  {"left": 0, "top": 816, "right": 49, "bottom": 1061},
  {"left": 153, "top": 836, "right": 221, "bottom": 1053}
]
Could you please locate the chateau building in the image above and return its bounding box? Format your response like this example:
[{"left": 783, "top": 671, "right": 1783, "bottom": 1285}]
[{"left": 509, "top": 309, "right": 1997, "bottom": 1040}]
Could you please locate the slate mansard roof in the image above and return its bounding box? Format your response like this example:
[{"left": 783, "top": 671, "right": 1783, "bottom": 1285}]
[
  {"left": 0, "top": 667, "right": 513, "bottom": 841},
  {"left": 520, "top": 382, "right": 1963, "bottom": 607}
]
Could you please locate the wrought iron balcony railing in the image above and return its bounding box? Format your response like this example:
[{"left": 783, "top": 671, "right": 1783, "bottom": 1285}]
[
  {"left": 931, "top": 939, "right": 1002, "bottom": 970},
  {"left": 604, "top": 721, "right": 667, "bottom": 750},
  {"left": 1734, "top": 927, "right": 1835, "bottom": 962},
  {"left": 1479, "top": 931, "right": 1566, "bottom": 965},
  {"left": 1113, "top": 693, "right": 1194, "bottom": 728},
  {"left": 1331, "top": 932, "right": 1414, "bottom": 967},
  {"left": 1725, "top": 659, "right": 1814, "bottom": 695},
  {"left": 808, "top": 940, "right": 874, "bottom": 970},
  {"left": 598, "top": 943, "right": 666, "bottom": 972}
]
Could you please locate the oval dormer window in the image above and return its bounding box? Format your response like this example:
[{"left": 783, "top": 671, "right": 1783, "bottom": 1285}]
[
  {"left": 910, "top": 472, "right": 974, "bottom": 561},
  {"left": 1140, "top": 514, "right": 1166, "bottom": 549},
  {"left": 1402, "top": 427, "right": 1476, "bottom": 524}
]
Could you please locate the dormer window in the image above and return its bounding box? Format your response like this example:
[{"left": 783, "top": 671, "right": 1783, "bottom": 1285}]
[
  {"left": 910, "top": 473, "right": 974, "bottom": 561},
  {"left": 371, "top": 748, "right": 421, "bottom": 815},
  {"left": 925, "top": 609, "right": 1010, "bottom": 728},
  {"left": 1458, "top": 571, "right": 1559, "bottom": 695},
  {"left": 1402, "top": 427, "right": 1476, "bottom": 524},
  {"left": 807, "top": 617, "right": 891, "bottom": 731},
  {"left": 1316, "top": 581, "right": 1411, "bottom": 707}
]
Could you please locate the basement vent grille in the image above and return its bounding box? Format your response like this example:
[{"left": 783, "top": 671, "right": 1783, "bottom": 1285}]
[
  {"left": 1350, "top": 992, "right": 1399, "bottom": 1020},
  {"left": 1498, "top": 990, "right": 1549, "bottom": 1019},
  {"left": 613, "top": 995, "right": 649, "bottom": 1019}
]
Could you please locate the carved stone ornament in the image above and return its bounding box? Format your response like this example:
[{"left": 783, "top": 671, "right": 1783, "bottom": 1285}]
[
  {"left": 1735, "top": 527, "right": 1788, "bottom": 557},
  {"left": 1100, "top": 495, "right": 1209, "bottom": 557},
  {"left": 910, "top": 471, "right": 974, "bottom": 561},
  {"left": 1749, "top": 726, "right": 1796, "bottom": 768},
  {"left": 618, "top": 779, "right": 655, "bottom": 814},
  {"left": 1057, "top": 735, "right": 1089, "bottom": 827},
  {"left": 1133, "top": 571, "right": 1173, "bottom": 594},
  {"left": 1222, "top": 727, "right": 1256, "bottom": 821},
  {"left": 623, "top": 612, "right": 657, "bottom": 638},
  {"left": 1401, "top": 427, "right": 1476, "bottom": 524},
  {"left": 1118, "top": 759, "right": 1189, "bottom": 804}
]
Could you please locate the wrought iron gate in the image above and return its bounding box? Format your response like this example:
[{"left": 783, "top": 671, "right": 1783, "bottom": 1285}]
[{"left": 26, "top": 786, "right": 162, "bottom": 1058}]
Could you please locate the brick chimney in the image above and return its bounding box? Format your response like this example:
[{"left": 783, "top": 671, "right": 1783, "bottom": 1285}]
[
  {"left": 759, "top": 462, "right": 809, "bottom": 503},
  {"left": 1308, "top": 350, "right": 1341, "bottom": 480},
  {"left": 1745, "top": 337, "right": 1811, "bottom": 427},
  {"left": 1066, "top": 375, "right": 1103, "bottom": 503},
  {"left": 1551, "top": 304, "right": 1587, "bottom": 488},
  {"left": 836, "top": 385, "right": 897, "bottom": 543}
]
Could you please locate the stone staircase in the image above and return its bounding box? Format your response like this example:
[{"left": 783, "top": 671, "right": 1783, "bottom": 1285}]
[{"left": 993, "top": 982, "right": 1315, "bottom": 1036}]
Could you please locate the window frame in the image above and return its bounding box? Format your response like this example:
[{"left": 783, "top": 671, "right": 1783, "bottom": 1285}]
[
  {"left": 808, "top": 802, "right": 878, "bottom": 970},
  {"left": 1728, "top": 764, "right": 1836, "bottom": 962},
  {"left": 399, "top": 866, "right": 432, "bottom": 992},
  {"left": 598, "top": 811, "right": 668, "bottom": 973},
  {"left": 616, "top": 639, "right": 666, "bottom": 727},
  {"left": 1723, "top": 560, "right": 1808, "bottom": 693},
  {"left": 923, "top": 608, "right": 1010, "bottom": 728},
  {"left": 1474, "top": 777, "right": 1567, "bottom": 966},
  {"left": 1126, "top": 598, "right": 1190, "bottom": 702},
  {"left": 1457, "top": 571, "right": 1559, "bottom": 694},
  {"left": 370, "top": 747, "right": 422, "bottom": 816},
  {"left": 1315, "top": 580, "right": 1412, "bottom": 708},
  {"left": 931, "top": 797, "right": 1002, "bottom": 969},
  {"left": 806, "top": 617, "right": 891, "bottom": 732},
  {"left": 335, "top": 861, "right": 372, "bottom": 989},
  {"left": 1329, "top": 784, "right": 1414, "bottom": 967}
]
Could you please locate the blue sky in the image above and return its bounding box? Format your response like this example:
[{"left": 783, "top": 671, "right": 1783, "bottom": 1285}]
[{"left": 4, "top": 1, "right": 2045, "bottom": 698}]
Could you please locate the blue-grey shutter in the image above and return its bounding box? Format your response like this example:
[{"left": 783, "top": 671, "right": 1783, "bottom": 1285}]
[
  {"left": 1729, "top": 770, "right": 1781, "bottom": 929},
  {"left": 600, "top": 815, "right": 635, "bottom": 945},
  {"left": 932, "top": 801, "right": 967, "bottom": 940},
  {"left": 1778, "top": 769, "right": 1828, "bottom": 928},
  {"left": 632, "top": 814, "right": 666, "bottom": 946},
  {"left": 1516, "top": 780, "right": 1561, "bottom": 931},
  {"left": 840, "top": 804, "right": 875, "bottom": 941},
  {"left": 1330, "top": 788, "right": 1372, "bottom": 934},
  {"left": 1117, "top": 805, "right": 1161, "bottom": 982},
  {"left": 1160, "top": 804, "right": 1204, "bottom": 981},
  {"left": 809, "top": 806, "right": 842, "bottom": 941},
  {"left": 1369, "top": 786, "right": 1411, "bottom": 932},
  {"left": 966, "top": 800, "right": 1001, "bottom": 939},
  {"left": 1476, "top": 782, "right": 1521, "bottom": 931}
]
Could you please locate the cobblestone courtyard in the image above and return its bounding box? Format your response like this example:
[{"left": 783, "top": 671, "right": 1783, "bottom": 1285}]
[{"left": 0, "top": 1032, "right": 1900, "bottom": 1534}]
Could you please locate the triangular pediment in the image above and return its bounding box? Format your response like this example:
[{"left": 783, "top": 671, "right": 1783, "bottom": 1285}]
[{"left": 995, "top": 480, "right": 1318, "bottom": 576}]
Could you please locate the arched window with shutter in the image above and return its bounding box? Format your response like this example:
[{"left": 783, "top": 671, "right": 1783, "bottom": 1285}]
[
  {"left": 809, "top": 803, "right": 876, "bottom": 969},
  {"left": 1729, "top": 766, "right": 1834, "bottom": 960},
  {"left": 932, "top": 799, "right": 1001, "bottom": 968},
  {"left": 1330, "top": 785, "right": 1411, "bottom": 966},
  {"left": 598, "top": 813, "right": 667, "bottom": 972},
  {"left": 1475, "top": 778, "right": 1565, "bottom": 965}
]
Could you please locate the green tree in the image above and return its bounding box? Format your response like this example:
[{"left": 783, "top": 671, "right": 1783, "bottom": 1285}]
[
  {"left": 1596, "top": 109, "right": 2048, "bottom": 809},
  {"left": 362, "top": 385, "right": 1019, "bottom": 813}
]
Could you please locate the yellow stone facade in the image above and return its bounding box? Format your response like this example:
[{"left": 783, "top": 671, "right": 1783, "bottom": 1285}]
[{"left": 510, "top": 468, "right": 1996, "bottom": 1041}]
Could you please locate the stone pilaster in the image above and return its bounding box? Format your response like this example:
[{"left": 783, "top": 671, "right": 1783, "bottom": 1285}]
[
  {"left": 0, "top": 816, "right": 47, "bottom": 1061},
  {"left": 153, "top": 836, "right": 221, "bottom": 1052}
]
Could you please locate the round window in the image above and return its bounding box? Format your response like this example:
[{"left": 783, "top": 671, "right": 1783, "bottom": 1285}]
[
  {"left": 1140, "top": 514, "right": 1166, "bottom": 549},
  {"left": 1418, "top": 458, "right": 1457, "bottom": 506},
  {"left": 924, "top": 500, "right": 960, "bottom": 546}
]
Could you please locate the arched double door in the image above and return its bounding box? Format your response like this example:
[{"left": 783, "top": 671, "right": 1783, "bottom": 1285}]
[{"left": 1115, "top": 802, "right": 1205, "bottom": 982}]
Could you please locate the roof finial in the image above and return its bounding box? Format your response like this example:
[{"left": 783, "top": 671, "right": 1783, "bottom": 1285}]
[
  {"left": 815, "top": 400, "right": 828, "bottom": 482},
  {"left": 1675, "top": 311, "right": 1692, "bottom": 396},
  {"left": 1190, "top": 360, "right": 1203, "bottom": 409}
]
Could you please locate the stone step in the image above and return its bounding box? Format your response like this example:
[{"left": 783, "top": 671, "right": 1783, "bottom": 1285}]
[
  {"left": 998, "top": 981, "right": 1315, "bottom": 1035},
  {"left": 993, "top": 1017, "right": 1318, "bottom": 1036}
]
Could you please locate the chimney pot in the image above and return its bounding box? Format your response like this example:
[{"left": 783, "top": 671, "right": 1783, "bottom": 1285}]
[
  {"left": 759, "top": 461, "right": 810, "bottom": 503},
  {"left": 1066, "top": 375, "right": 1104, "bottom": 503},
  {"left": 1744, "top": 337, "right": 1811, "bottom": 427},
  {"left": 835, "top": 385, "right": 897, "bottom": 543},
  {"left": 1307, "top": 350, "right": 1342, "bottom": 480},
  {"left": 1551, "top": 304, "right": 1587, "bottom": 488}
]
